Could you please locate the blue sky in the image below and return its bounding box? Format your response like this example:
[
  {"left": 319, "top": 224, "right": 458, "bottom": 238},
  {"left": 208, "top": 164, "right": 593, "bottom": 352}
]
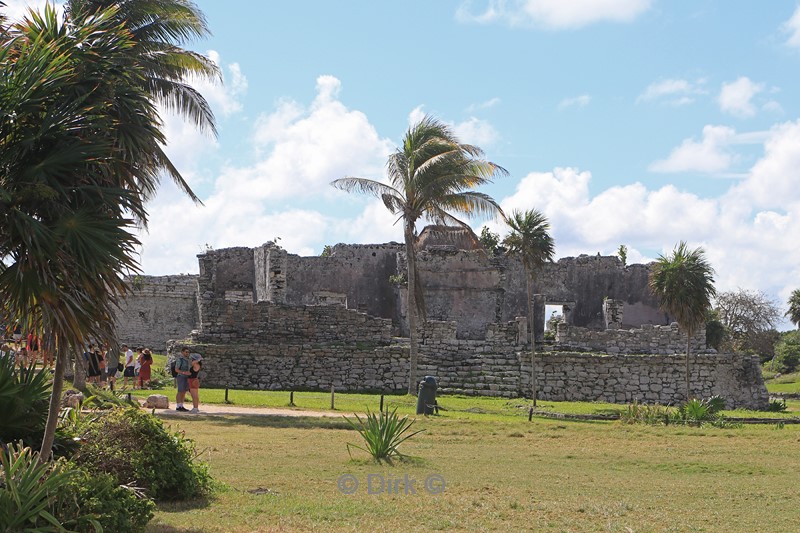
[{"left": 6, "top": 1, "right": 800, "bottom": 326}]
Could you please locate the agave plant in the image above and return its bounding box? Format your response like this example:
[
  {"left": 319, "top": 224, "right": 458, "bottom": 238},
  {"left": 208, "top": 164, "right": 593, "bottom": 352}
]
[
  {"left": 0, "top": 443, "right": 91, "bottom": 531},
  {"left": 345, "top": 408, "right": 424, "bottom": 463},
  {"left": 0, "top": 356, "right": 51, "bottom": 446}
]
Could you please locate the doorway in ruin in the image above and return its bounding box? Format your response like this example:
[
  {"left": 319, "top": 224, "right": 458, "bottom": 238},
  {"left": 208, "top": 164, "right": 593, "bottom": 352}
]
[{"left": 544, "top": 301, "right": 574, "bottom": 341}]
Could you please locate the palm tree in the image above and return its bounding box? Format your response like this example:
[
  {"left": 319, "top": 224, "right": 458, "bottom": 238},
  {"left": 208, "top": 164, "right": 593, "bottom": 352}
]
[
  {"left": 1, "top": 1, "right": 213, "bottom": 458},
  {"left": 787, "top": 289, "right": 800, "bottom": 330},
  {"left": 332, "top": 115, "right": 507, "bottom": 394},
  {"left": 649, "top": 242, "right": 716, "bottom": 401},
  {"left": 502, "top": 209, "right": 555, "bottom": 406},
  {"left": 65, "top": 0, "right": 220, "bottom": 204}
]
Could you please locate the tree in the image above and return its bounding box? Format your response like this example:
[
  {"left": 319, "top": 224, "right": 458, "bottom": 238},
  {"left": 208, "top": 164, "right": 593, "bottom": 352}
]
[
  {"left": 65, "top": 0, "right": 220, "bottom": 205},
  {"left": 714, "top": 289, "right": 781, "bottom": 356},
  {"left": 787, "top": 289, "right": 800, "bottom": 329},
  {"left": 479, "top": 226, "right": 500, "bottom": 254},
  {"left": 617, "top": 244, "right": 628, "bottom": 266},
  {"left": 502, "top": 209, "right": 555, "bottom": 406},
  {"left": 0, "top": 1, "right": 214, "bottom": 458},
  {"left": 332, "top": 115, "right": 506, "bottom": 394},
  {"left": 649, "top": 242, "right": 716, "bottom": 401}
]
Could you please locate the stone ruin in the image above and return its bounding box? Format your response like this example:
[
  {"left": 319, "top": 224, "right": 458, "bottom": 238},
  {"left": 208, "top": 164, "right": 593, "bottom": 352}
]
[{"left": 114, "top": 231, "right": 769, "bottom": 409}]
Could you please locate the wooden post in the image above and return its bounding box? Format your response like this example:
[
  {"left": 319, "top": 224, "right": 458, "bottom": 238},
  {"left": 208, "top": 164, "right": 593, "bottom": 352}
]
[
  {"left": 289, "top": 391, "right": 295, "bottom": 406},
  {"left": 528, "top": 407, "right": 533, "bottom": 422},
  {"left": 330, "top": 385, "right": 335, "bottom": 410},
  {"left": 379, "top": 394, "right": 384, "bottom": 412},
  {"left": 224, "top": 387, "right": 229, "bottom": 403}
]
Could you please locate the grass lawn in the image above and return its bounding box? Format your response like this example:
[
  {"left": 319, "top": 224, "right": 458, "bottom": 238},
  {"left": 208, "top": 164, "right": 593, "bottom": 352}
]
[
  {"left": 146, "top": 407, "right": 800, "bottom": 532},
  {"left": 765, "top": 371, "right": 800, "bottom": 394}
]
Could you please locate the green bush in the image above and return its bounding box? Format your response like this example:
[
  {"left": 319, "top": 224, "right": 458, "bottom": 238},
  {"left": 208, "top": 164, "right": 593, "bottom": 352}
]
[
  {"left": 0, "top": 443, "right": 81, "bottom": 531},
  {"left": 773, "top": 331, "right": 800, "bottom": 374},
  {"left": 0, "top": 356, "right": 50, "bottom": 446},
  {"left": 76, "top": 407, "right": 211, "bottom": 501},
  {"left": 56, "top": 467, "right": 155, "bottom": 533}
]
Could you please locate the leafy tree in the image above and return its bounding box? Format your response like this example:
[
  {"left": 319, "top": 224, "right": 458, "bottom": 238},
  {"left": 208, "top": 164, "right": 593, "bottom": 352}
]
[
  {"left": 320, "top": 245, "right": 333, "bottom": 257},
  {"left": 714, "top": 289, "right": 781, "bottom": 356},
  {"left": 649, "top": 242, "right": 716, "bottom": 401},
  {"left": 502, "top": 209, "right": 555, "bottom": 406},
  {"left": 787, "top": 289, "right": 800, "bottom": 329},
  {"left": 705, "top": 309, "right": 726, "bottom": 351},
  {"left": 479, "top": 226, "right": 500, "bottom": 254},
  {"left": 332, "top": 115, "right": 506, "bottom": 394},
  {"left": 617, "top": 244, "right": 628, "bottom": 266}
]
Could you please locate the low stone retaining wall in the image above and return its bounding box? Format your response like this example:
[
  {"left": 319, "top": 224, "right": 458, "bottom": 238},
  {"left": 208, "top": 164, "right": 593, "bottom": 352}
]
[{"left": 171, "top": 337, "right": 768, "bottom": 410}]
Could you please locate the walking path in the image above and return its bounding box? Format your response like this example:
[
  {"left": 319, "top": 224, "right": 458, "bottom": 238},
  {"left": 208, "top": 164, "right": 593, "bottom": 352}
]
[{"left": 151, "top": 403, "right": 348, "bottom": 418}]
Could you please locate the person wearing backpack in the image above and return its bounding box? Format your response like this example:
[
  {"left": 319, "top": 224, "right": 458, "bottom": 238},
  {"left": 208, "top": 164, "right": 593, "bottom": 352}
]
[
  {"left": 187, "top": 353, "right": 203, "bottom": 413},
  {"left": 174, "top": 347, "right": 192, "bottom": 412}
]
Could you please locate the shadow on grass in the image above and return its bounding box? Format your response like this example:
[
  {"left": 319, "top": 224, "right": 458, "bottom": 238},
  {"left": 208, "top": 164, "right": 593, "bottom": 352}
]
[
  {"left": 146, "top": 527, "right": 206, "bottom": 533},
  {"left": 185, "top": 414, "right": 354, "bottom": 431},
  {"left": 156, "top": 495, "right": 213, "bottom": 514}
]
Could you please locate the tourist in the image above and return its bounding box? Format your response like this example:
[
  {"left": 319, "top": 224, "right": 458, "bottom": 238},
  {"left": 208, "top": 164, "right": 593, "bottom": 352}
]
[
  {"left": 188, "top": 353, "right": 203, "bottom": 413},
  {"left": 12, "top": 323, "right": 22, "bottom": 349},
  {"left": 174, "top": 347, "right": 192, "bottom": 412},
  {"left": 86, "top": 343, "right": 103, "bottom": 385},
  {"left": 27, "top": 333, "right": 40, "bottom": 366},
  {"left": 16, "top": 347, "right": 27, "bottom": 368},
  {"left": 106, "top": 344, "right": 120, "bottom": 390},
  {"left": 137, "top": 348, "right": 153, "bottom": 389},
  {"left": 121, "top": 343, "right": 136, "bottom": 389}
]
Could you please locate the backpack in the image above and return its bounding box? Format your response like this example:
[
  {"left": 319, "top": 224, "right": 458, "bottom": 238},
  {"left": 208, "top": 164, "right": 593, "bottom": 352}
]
[{"left": 170, "top": 360, "right": 178, "bottom": 378}]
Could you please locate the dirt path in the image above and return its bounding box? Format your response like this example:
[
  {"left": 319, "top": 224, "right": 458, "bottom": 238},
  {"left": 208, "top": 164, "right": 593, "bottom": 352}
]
[{"left": 151, "top": 403, "right": 350, "bottom": 418}]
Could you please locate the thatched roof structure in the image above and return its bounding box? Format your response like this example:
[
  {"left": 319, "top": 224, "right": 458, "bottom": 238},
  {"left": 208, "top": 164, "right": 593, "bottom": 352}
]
[{"left": 416, "top": 225, "right": 482, "bottom": 251}]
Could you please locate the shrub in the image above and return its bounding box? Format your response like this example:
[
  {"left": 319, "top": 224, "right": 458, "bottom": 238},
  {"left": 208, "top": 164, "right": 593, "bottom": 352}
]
[
  {"left": 76, "top": 407, "right": 211, "bottom": 500},
  {"left": 766, "top": 398, "right": 788, "bottom": 412},
  {"left": 0, "top": 443, "right": 81, "bottom": 531},
  {"left": 346, "top": 408, "right": 424, "bottom": 463},
  {"left": 0, "top": 356, "right": 50, "bottom": 446},
  {"left": 773, "top": 332, "right": 800, "bottom": 374},
  {"left": 56, "top": 467, "right": 155, "bottom": 533}
]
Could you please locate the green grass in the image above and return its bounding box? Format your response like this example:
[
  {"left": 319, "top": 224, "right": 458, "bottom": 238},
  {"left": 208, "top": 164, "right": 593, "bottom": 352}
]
[
  {"left": 765, "top": 371, "right": 800, "bottom": 394},
  {"left": 146, "top": 406, "right": 800, "bottom": 532}
]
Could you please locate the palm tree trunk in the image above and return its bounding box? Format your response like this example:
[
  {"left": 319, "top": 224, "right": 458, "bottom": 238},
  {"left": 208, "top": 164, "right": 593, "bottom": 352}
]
[
  {"left": 527, "top": 273, "right": 537, "bottom": 407},
  {"left": 39, "top": 340, "right": 65, "bottom": 462},
  {"left": 73, "top": 348, "right": 87, "bottom": 390},
  {"left": 685, "top": 330, "right": 692, "bottom": 401},
  {"left": 404, "top": 222, "right": 420, "bottom": 396}
]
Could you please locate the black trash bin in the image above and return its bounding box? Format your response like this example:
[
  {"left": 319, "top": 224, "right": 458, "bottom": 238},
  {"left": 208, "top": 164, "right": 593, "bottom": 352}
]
[{"left": 416, "top": 376, "right": 437, "bottom": 415}]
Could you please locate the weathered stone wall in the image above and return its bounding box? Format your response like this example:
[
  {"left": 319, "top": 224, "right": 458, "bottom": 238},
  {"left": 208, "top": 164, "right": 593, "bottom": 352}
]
[
  {"left": 285, "top": 243, "right": 402, "bottom": 320},
  {"left": 412, "top": 251, "right": 665, "bottom": 339},
  {"left": 175, "top": 312, "right": 768, "bottom": 409},
  {"left": 113, "top": 275, "right": 198, "bottom": 351},
  {"left": 555, "top": 322, "right": 707, "bottom": 355}
]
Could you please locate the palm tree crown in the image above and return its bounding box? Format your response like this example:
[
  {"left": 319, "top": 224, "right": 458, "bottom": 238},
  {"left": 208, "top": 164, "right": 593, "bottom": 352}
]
[
  {"left": 787, "top": 289, "right": 800, "bottom": 329},
  {"left": 649, "top": 242, "right": 716, "bottom": 333},
  {"left": 332, "top": 114, "right": 507, "bottom": 393},
  {"left": 503, "top": 209, "right": 556, "bottom": 274}
]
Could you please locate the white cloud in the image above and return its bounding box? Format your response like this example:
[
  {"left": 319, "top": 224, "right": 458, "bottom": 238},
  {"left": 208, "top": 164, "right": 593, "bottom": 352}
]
[
  {"left": 494, "top": 142, "right": 800, "bottom": 320},
  {"left": 407, "top": 107, "right": 499, "bottom": 146},
  {"left": 453, "top": 117, "right": 500, "bottom": 146},
  {"left": 466, "top": 97, "right": 501, "bottom": 112},
  {"left": 718, "top": 77, "right": 765, "bottom": 118},
  {"left": 1, "top": 0, "right": 62, "bottom": 21},
  {"left": 637, "top": 78, "right": 707, "bottom": 106},
  {"left": 456, "top": 0, "right": 652, "bottom": 29},
  {"left": 558, "top": 94, "right": 591, "bottom": 110},
  {"left": 137, "top": 75, "right": 395, "bottom": 273},
  {"left": 783, "top": 5, "right": 800, "bottom": 48},
  {"left": 649, "top": 125, "right": 736, "bottom": 174}
]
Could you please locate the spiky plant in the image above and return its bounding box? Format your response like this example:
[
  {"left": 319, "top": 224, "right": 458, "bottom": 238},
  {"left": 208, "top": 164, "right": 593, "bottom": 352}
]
[{"left": 345, "top": 408, "right": 424, "bottom": 463}]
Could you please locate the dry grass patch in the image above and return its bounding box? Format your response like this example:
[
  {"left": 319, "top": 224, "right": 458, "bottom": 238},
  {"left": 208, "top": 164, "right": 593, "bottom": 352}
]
[{"left": 145, "top": 412, "right": 800, "bottom": 532}]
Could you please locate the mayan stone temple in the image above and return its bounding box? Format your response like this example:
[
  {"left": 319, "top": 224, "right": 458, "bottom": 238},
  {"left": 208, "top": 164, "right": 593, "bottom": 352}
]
[{"left": 114, "top": 227, "right": 768, "bottom": 409}]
